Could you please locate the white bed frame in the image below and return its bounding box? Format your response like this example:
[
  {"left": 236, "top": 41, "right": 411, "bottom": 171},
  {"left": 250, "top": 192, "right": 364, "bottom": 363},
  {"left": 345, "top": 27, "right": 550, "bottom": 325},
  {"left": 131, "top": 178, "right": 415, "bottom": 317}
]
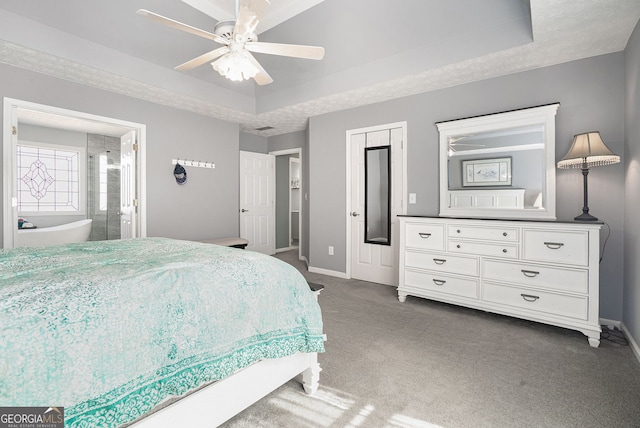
[{"left": 133, "top": 352, "right": 321, "bottom": 427}]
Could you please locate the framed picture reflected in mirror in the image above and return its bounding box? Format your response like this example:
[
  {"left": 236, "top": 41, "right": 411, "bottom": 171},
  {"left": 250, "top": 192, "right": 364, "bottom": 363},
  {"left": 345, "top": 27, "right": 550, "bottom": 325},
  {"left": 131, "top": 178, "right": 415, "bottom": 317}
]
[{"left": 462, "top": 157, "right": 512, "bottom": 187}]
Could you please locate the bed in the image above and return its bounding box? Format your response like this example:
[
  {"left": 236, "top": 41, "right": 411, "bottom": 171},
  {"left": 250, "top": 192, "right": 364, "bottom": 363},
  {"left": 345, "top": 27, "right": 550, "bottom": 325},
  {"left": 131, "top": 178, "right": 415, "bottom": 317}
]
[{"left": 0, "top": 237, "right": 325, "bottom": 427}]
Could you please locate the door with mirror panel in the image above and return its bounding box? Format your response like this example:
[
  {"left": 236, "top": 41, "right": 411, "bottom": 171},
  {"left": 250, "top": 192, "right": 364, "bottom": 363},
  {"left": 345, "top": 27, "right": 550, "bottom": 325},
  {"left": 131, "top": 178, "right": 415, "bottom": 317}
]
[{"left": 349, "top": 126, "right": 404, "bottom": 285}]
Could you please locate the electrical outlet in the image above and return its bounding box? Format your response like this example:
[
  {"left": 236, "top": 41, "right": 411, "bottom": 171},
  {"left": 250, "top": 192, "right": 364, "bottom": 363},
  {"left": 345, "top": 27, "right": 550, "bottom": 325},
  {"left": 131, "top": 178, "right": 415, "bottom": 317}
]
[
  {"left": 409, "top": 193, "right": 417, "bottom": 204},
  {"left": 328, "top": 246, "right": 334, "bottom": 255}
]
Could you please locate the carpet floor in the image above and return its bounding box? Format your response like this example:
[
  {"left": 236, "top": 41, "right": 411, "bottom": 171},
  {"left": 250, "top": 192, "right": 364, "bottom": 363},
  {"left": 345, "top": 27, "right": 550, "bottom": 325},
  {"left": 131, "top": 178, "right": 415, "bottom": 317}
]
[{"left": 222, "top": 250, "right": 640, "bottom": 428}]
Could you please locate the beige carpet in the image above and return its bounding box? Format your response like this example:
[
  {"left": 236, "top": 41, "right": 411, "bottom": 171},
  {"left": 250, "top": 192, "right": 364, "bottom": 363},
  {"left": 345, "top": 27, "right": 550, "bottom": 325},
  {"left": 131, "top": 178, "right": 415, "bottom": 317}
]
[{"left": 222, "top": 250, "right": 640, "bottom": 428}]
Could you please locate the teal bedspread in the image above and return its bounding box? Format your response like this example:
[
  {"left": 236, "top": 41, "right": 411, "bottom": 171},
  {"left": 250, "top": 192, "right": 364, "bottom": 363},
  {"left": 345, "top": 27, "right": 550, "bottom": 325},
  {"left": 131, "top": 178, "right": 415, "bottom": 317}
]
[{"left": 0, "top": 238, "right": 324, "bottom": 427}]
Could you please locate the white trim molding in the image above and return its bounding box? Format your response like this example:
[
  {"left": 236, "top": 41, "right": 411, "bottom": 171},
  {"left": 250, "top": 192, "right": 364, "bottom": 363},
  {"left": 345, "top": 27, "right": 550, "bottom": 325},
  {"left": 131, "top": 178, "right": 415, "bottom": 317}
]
[
  {"left": 621, "top": 323, "right": 640, "bottom": 365},
  {"left": 308, "top": 266, "right": 349, "bottom": 279}
]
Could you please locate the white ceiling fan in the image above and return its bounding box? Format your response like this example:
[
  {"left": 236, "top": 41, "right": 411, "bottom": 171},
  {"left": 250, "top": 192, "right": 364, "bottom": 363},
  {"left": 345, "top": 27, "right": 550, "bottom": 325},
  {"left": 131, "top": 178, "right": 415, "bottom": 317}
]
[
  {"left": 447, "top": 135, "right": 484, "bottom": 157},
  {"left": 137, "top": 0, "right": 325, "bottom": 85},
  {"left": 447, "top": 135, "right": 485, "bottom": 155}
]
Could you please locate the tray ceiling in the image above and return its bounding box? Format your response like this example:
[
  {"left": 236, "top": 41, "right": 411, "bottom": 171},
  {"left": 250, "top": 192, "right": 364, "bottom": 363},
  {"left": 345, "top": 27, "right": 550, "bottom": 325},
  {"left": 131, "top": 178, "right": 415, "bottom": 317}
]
[{"left": 0, "top": 0, "right": 639, "bottom": 136}]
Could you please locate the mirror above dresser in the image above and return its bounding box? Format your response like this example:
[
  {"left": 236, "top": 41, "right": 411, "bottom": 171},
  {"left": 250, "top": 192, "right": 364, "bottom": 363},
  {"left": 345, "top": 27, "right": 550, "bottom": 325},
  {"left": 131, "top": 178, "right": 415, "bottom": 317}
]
[{"left": 437, "top": 103, "right": 560, "bottom": 220}]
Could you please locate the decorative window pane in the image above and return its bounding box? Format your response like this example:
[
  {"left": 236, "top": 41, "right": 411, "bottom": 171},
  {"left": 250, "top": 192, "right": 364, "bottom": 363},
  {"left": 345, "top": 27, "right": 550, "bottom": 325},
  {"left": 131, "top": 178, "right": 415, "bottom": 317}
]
[{"left": 17, "top": 143, "right": 85, "bottom": 214}]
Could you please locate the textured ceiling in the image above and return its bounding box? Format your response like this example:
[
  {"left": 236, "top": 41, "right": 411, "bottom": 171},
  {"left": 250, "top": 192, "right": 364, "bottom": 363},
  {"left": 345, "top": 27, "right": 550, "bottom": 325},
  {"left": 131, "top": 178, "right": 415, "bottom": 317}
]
[
  {"left": 0, "top": 0, "right": 639, "bottom": 137},
  {"left": 181, "top": 0, "right": 327, "bottom": 34}
]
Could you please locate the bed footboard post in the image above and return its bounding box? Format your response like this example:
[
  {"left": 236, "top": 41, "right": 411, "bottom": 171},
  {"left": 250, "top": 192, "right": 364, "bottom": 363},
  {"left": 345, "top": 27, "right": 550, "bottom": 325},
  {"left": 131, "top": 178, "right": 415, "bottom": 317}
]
[{"left": 302, "top": 359, "right": 322, "bottom": 394}]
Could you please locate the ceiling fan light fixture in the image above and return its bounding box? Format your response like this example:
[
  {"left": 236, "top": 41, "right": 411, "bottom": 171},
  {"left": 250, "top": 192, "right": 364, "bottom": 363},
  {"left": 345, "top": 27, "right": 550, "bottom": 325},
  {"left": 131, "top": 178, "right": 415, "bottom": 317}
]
[
  {"left": 139, "top": 0, "right": 323, "bottom": 85},
  {"left": 212, "top": 51, "right": 259, "bottom": 82}
]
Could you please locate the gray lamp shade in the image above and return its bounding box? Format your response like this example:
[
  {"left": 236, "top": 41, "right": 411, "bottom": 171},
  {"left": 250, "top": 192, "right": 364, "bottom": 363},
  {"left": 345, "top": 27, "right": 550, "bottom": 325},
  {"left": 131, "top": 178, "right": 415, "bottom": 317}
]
[{"left": 557, "top": 131, "right": 620, "bottom": 169}]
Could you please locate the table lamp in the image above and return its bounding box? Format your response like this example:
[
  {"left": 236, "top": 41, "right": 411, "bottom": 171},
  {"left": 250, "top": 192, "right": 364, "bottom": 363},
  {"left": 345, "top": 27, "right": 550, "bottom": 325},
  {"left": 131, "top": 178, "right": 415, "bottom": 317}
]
[{"left": 557, "top": 131, "right": 620, "bottom": 221}]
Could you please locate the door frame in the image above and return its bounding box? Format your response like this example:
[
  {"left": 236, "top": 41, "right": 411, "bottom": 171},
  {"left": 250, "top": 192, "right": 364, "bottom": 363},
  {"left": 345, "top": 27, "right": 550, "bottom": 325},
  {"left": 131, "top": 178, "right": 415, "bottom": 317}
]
[
  {"left": 345, "top": 121, "right": 407, "bottom": 280},
  {"left": 2, "top": 97, "right": 147, "bottom": 248},
  {"left": 269, "top": 148, "right": 303, "bottom": 261}
]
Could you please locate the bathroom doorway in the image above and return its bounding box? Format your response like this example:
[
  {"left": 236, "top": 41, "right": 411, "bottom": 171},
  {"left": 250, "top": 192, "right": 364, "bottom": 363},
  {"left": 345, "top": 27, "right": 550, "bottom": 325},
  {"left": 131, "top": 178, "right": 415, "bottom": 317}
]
[{"left": 2, "top": 98, "right": 147, "bottom": 249}]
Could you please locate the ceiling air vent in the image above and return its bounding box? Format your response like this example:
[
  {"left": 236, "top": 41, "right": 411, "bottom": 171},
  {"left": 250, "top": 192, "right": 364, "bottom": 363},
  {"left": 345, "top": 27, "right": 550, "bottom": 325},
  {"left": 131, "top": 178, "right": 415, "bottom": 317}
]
[{"left": 255, "top": 126, "right": 274, "bottom": 131}]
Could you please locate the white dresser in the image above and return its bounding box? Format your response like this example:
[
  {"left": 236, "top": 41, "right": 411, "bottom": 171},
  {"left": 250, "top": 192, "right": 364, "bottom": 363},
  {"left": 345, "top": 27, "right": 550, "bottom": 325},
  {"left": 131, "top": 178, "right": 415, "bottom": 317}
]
[{"left": 398, "top": 216, "right": 602, "bottom": 347}]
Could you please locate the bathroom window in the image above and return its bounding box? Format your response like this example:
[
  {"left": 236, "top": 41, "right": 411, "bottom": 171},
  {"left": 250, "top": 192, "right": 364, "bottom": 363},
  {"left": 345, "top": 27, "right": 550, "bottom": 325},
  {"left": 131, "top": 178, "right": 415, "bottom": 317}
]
[{"left": 17, "top": 142, "right": 86, "bottom": 215}]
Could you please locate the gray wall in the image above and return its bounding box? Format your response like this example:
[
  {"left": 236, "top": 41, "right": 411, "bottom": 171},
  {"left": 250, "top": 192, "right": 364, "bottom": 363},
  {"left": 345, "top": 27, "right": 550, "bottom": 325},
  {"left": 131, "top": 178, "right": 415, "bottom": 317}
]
[
  {"left": 239, "top": 133, "right": 268, "bottom": 154},
  {"left": 624, "top": 21, "right": 640, "bottom": 350},
  {"left": 269, "top": 131, "right": 306, "bottom": 152},
  {"left": 308, "top": 52, "right": 625, "bottom": 321},
  {"left": 0, "top": 62, "right": 240, "bottom": 245}
]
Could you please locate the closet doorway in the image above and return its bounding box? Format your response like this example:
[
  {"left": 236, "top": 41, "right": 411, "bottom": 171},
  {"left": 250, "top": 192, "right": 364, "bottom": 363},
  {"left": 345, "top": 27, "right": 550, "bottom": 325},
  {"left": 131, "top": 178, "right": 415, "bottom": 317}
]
[{"left": 271, "top": 148, "right": 303, "bottom": 260}]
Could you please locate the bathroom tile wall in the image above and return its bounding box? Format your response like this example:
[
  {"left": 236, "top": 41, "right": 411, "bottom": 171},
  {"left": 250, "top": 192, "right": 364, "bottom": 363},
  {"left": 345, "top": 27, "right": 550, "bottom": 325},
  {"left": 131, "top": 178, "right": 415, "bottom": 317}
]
[{"left": 87, "top": 134, "right": 121, "bottom": 241}]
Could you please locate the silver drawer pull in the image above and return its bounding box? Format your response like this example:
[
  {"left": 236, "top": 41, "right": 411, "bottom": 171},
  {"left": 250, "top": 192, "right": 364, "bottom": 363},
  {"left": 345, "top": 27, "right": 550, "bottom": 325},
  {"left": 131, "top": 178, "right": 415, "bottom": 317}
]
[
  {"left": 521, "top": 293, "right": 540, "bottom": 302},
  {"left": 433, "top": 258, "right": 447, "bottom": 265},
  {"left": 521, "top": 269, "right": 540, "bottom": 278},
  {"left": 418, "top": 232, "right": 432, "bottom": 239},
  {"left": 433, "top": 279, "right": 446, "bottom": 286},
  {"left": 544, "top": 242, "right": 565, "bottom": 249}
]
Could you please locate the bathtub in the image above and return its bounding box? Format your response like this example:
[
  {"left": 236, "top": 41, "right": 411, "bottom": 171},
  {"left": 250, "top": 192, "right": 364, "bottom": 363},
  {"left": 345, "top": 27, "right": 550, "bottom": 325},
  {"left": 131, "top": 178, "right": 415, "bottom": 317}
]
[{"left": 15, "top": 219, "right": 93, "bottom": 248}]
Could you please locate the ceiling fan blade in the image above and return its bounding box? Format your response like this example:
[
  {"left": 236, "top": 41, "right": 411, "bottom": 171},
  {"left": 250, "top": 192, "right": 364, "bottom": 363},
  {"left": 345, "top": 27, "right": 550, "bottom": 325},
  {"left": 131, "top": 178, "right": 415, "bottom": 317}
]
[
  {"left": 233, "top": 0, "right": 270, "bottom": 40},
  {"left": 245, "top": 41, "right": 325, "bottom": 60},
  {"left": 245, "top": 52, "right": 273, "bottom": 85},
  {"left": 175, "top": 46, "right": 230, "bottom": 71},
  {"left": 136, "top": 9, "right": 229, "bottom": 45}
]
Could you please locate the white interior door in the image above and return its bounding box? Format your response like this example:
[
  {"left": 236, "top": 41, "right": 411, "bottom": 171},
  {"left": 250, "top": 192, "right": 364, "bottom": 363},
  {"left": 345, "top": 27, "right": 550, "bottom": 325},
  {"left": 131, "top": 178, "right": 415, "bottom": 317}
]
[
  {"left": 240, "top": 151, "right": 275, "bottom": 254},
  {"left": 350, "top": 127, "right": 404, "bottom": 285},
  {"left": 120, "top": 130, "right": 136, "bottom": 239}
]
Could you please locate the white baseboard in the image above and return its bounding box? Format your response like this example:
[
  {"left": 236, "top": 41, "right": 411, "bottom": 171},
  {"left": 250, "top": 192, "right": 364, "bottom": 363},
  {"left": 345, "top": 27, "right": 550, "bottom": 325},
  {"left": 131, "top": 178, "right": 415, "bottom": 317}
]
[
  {"left": 308, "top": 266, "right": 349, "bottom": 279},
  {"left": 300, "top": 256, "right": 309, "bottom": 267},
  {"left": 621, "top": 323, "right": 640, "bottom": 365},
  {"left": 275, "top": 247, "right": 292, "bottom": 253},
  {"left": 600, "top": 318, "right": 621, "bottom": 329}
]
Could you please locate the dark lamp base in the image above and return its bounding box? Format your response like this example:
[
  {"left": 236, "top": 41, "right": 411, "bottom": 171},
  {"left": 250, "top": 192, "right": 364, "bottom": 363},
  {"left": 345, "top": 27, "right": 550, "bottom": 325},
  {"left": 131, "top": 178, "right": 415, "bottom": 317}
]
[{"left": 575, "top": 212, "right": 598, "bottom": 221}]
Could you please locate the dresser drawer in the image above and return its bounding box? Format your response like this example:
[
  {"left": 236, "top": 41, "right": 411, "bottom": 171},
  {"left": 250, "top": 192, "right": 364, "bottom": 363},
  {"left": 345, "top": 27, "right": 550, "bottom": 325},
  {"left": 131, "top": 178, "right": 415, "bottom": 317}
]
[
  {"left": 483, "top": 282, "right": 588, "bottom": 320},
  {"left": 405, "top": 250, "right": 479, "bottom": 276},
  {"left": 522, "top": 229, "right": 589, "bottom": 266},
  {"left": 405, "top": 269, "right": 479, "bottom": 299},
  {"left": 483, "top": 260, "right": 588, "bottom": 294},
  {"left": 404, "top": 223, "right": 445, "bottom": 251},
  {"left": 448, "top": 224, "right": 519, "bottom": 242},
  {"left": 449, "top": 240, "right": 518, "bottom": 259}
]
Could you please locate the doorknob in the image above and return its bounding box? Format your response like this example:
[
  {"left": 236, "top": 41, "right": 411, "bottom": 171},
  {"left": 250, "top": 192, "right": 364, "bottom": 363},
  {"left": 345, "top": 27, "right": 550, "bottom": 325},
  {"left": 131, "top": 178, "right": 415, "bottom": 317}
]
[
  {"left": 350, "top": 212, "right": 360, "bottom": 217},
  {"left": 241, "top": 209, "right": 249, "bottom": 213}
]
